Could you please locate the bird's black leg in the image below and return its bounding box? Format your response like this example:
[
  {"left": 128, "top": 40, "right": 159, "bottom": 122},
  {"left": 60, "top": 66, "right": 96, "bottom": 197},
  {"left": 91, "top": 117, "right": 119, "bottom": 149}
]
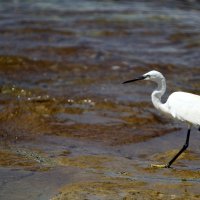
[{"left": 165, "top": 128, "right": 191, "bottom": 168}]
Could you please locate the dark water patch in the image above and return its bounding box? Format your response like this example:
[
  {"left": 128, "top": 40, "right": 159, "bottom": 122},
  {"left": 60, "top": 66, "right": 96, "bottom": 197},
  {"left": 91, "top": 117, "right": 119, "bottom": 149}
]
[
  {"left": 49, "top": 122, "right": 178, "bottom": 146},
  {"left": 169, "top": 32, "right": 200, "bottom": 44},
  {"left": 54, "top": 111, "right": 123, "bottom": 125},
  {"left": 0, "top": 166, "right": 81, "bottom": 200}
]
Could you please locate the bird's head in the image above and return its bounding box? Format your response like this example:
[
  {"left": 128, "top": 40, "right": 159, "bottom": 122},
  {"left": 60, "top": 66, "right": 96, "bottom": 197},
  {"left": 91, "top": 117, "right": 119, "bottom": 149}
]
[{"left": 123, "top": 70, "right": 164, "bottom": 84}]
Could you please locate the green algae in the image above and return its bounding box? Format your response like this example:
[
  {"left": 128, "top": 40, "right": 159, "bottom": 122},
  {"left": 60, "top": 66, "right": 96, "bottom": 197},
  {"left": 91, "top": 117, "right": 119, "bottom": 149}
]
[
  {"left": 164, "top": 169, "right": 200, "bottom": 180},
  {"left": 0, "top": 55, "right": 54, "bottom": 72},
  {"left": 152, "top": 149, "right": 199, "bottom": 165},
  {"left": 57, "top": 155, "right": 114, "bottom": 170},
  {"left": 0, "top": 149, "right": 52, "bottom": 171},
  {"left": 14, "top": 148, "right": 55, "bottom": 167},
  {"left": 51, "top": 176, "right": 200, "bottom": 200},
  {"left": 0, "top": 150, "right": 36, "bottom": 168},
  {"left": 51, "top": 178, "right": 147, "bottom": 200}
]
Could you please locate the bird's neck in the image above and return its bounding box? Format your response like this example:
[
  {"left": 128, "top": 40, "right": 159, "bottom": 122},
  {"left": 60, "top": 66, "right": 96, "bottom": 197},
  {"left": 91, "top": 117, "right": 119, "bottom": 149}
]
[{"left": 151, "top": 77, "right": 169, "bottom": 114}]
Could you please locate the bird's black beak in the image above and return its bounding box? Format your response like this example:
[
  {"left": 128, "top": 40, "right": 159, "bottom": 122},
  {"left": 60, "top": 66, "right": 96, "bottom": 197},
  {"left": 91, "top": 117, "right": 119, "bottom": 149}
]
[{"left": 122, "top": 75, "right": 147, "bottom": 84}]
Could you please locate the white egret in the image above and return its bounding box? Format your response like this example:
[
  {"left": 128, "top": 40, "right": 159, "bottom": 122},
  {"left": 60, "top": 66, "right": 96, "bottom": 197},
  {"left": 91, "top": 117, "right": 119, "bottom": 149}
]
[{"left": 123, "top": 70, "right": 200, "bottom": 168}]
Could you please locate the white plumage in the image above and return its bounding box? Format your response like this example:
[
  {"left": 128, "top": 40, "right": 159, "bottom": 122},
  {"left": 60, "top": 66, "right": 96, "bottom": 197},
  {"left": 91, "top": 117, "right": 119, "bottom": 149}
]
[
  {"left": 123, "top": 70, "right": 200, "bottom": 168},
  {"left": 166, "top": 92, "right": 200, "bottom": 126}
]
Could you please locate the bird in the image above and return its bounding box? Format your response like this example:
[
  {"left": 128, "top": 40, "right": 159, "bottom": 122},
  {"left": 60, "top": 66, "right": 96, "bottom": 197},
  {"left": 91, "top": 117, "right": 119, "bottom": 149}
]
[{"left": 123, "top": 70, "right": 200, "bottom": 168}]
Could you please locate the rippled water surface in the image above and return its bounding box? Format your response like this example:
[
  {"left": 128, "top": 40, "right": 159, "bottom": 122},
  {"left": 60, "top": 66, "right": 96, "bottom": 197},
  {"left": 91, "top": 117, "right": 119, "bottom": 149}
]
[{"left": 0, "top": 1, "right": 200, "bottom": 199}]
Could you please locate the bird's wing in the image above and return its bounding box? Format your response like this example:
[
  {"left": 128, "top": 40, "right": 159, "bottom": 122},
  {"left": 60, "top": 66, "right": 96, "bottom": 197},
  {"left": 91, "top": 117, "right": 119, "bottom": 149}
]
[{"left": 166, "top": 91, "right": 200, "bottom": 126}]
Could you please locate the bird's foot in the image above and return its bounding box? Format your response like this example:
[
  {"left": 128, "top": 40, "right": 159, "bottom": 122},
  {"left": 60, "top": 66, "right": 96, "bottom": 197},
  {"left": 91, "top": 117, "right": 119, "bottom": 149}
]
[{"left": 150, "top": 164, "right": 168, "bottom": 168}]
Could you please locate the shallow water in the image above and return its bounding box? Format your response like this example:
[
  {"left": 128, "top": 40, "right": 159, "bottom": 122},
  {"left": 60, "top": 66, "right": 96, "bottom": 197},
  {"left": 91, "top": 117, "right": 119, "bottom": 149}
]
[{"left": 0, "top": 1, "right": 200, "bottom": 199}]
